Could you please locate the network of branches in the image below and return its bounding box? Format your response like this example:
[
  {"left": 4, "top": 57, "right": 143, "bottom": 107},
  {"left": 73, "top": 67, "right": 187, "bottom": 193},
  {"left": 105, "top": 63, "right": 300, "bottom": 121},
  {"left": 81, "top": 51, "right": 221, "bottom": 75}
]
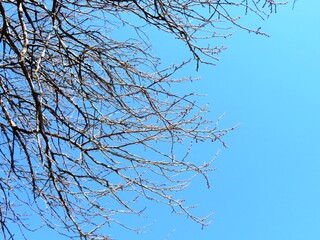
[{"left": 0, "top": 0, "right": 285, "bottom": 239}]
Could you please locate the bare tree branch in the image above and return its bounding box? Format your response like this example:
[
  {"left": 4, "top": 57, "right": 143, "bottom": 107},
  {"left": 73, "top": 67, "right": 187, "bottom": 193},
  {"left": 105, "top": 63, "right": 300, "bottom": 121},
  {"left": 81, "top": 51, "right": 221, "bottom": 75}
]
[{"left": 0, "top": 0, "right": 286, "bottom": 239}]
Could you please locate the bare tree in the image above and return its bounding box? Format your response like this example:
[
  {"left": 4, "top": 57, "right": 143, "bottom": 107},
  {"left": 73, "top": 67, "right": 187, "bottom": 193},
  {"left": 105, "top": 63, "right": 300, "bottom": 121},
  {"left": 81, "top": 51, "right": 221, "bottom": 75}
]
[{"left": 0, "top": 0, "right": 285, "bottom": 239}]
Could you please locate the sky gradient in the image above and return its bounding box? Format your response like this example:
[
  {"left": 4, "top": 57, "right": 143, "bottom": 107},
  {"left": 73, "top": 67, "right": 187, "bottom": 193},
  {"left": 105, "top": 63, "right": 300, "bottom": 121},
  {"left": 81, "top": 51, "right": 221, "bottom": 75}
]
[
  {"left": 13, "top": 1, "right": 320, "bottom": 239},
  {"left": 117, "top": 1, "right": 320, "bottom": 240}
]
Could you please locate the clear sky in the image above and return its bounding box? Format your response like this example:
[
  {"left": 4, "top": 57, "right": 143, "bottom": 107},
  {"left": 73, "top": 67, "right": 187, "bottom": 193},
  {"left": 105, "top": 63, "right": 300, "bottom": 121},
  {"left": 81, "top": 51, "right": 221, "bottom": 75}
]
[
  {"left": 13, "top": 1, "right": 320, "bottom": 239},
  {"left": 107, "top": 1, "right": 320, "bottom": 240}
]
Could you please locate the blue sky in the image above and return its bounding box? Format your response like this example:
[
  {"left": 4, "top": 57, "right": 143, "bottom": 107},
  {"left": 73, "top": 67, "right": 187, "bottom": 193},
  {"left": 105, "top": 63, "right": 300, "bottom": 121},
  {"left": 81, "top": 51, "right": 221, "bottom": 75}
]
[
  {"left": 109, "top": 1, "right": 320, "bottom": 240},
  {"left": 10, "top": 1, "right": 320, "bottom": 239}
]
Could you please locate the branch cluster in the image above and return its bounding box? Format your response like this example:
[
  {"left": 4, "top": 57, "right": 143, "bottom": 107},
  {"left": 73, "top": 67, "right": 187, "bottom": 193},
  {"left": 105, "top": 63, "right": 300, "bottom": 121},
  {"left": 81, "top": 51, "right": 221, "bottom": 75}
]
[{"left": 0, "top": 0, "right": 285, "bottom": 239}]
